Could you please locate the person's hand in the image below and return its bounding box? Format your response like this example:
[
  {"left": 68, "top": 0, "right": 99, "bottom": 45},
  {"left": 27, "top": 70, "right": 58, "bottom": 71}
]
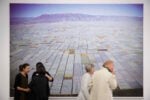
[
  {"left": 24, "top": 88, "right": 30, "bottom": 92},
  {"left": 45, "top": 73, "right": 53, "bottom": 81},
  {"left": 45, "top": 73, "right": 49, "bottom": 78},
  {"left": 110, "top": 67, "right": 115, "bottom": 74},
  {"left": 111, "top": 70, "right": 115, "bottom": 74},
  {"left": 109, "top": 66, "right": 115, "bottom": 74}
]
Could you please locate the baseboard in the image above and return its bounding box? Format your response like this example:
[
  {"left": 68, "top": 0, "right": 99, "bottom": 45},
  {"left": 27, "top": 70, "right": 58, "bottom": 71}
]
[{"left": 10, "top": 97, "right": 144, "bottom": 100}]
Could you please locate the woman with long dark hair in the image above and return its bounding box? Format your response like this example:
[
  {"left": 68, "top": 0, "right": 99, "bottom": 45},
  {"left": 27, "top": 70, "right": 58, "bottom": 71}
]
[
  {"left": 29, "top": 62, "right": 53, "bottom": 100},
  {"left": 14, "top": 63, "right": 30, "bottom": 100}
]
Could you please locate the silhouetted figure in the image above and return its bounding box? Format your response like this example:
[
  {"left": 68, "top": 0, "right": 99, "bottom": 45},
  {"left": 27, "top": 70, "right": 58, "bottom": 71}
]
[
  {"left": 14, "top": 63, "right": 30, "bottom": 100},
  {"left": 29, "top": 62, "right": 53, "bottom": 100}
]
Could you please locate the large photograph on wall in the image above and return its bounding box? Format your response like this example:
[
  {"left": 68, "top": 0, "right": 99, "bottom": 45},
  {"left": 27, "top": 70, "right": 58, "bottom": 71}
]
[{"left": 10, "top": 4, "right": 143, "bottom": 97}]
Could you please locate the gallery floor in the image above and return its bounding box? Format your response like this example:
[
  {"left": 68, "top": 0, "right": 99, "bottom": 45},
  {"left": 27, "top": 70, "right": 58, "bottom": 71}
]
[{"left": 10, "top": 97, "right": 143, "bottom": 100}]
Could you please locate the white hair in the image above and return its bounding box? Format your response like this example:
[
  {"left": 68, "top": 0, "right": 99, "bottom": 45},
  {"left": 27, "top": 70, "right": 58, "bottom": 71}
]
[{"left": 85, "top": 64, "right": 94, "bottom": 72}]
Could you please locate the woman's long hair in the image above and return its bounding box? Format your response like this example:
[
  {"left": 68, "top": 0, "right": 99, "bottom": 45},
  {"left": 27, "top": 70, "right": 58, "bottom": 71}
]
[{"left": 36, "top": 62, "right": 46, "bottom": 74}]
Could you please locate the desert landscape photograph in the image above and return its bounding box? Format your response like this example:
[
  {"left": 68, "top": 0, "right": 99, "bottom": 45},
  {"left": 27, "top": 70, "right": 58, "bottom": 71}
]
[{"left": 10, "top": 4, "right": 143, "bottom": 97}]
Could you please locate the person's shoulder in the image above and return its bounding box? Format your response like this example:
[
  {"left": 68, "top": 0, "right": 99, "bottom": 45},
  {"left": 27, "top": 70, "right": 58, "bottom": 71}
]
[
  {"left": 32, "top": 71, "right": 36, "bottom": 75},
  {"left": 102, "top": 68, "right": 113, "bottom": 77},
  {"left": 92, "top": 70, "right": 99, "bottom": 77},
  {"left": 45, "top": 71, "right": 51, "bottom": 76},
  {"left": 15, "top": 73, "right": 22, "bottom": 79},
  {"left": 101, "top": 67, "right": 110, "bottom": 73},
  {"left": 82, "top": 73, "right": 90, "bottom": 78},
  {"left": 94, "top": 70, "right": 101, "bottom": 74},
  {"left": 32, "top": 71, "right": 39, "bottom": 77},
  {"left": 94, "top": 68, "right": 108, "bottom": 76},
  {"left": 45, "top": 71, "right": 49, "bottom": 74},
  {"left": 16, "top": 73, "right": 21, "bottom": 77}
]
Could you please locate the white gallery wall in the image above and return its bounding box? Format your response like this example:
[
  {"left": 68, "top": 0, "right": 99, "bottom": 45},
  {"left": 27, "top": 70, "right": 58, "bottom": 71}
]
[{"left": 0, "top": 0, "right": 150, "bottom": 100}]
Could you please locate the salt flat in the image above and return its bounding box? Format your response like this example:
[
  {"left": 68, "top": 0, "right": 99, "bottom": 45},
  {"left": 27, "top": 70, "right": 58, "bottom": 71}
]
[{"left": 10, "top": 20, "right": 143, "bottom": 96}]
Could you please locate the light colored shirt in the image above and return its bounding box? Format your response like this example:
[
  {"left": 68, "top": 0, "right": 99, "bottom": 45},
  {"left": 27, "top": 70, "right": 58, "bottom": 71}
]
[
  {"left": 89, "top": 67, "right": 117, "bottom": 100},
  {"left": 77, "top": 73, "right": 91, "bottom": 100}
]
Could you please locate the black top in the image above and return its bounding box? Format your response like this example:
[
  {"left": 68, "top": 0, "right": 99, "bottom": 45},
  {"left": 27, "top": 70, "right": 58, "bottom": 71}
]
[
  {"left": 29, "top": 71, "right": 53, "bottom": 100},
  {"left": 14, "top": 73, "right": 28, "bottom": 100}
]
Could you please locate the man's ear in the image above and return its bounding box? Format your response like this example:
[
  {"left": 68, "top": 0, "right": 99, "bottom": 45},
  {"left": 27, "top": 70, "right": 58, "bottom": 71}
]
[
  {"left": 105, "top": 66, "right": 112, "bottom": 72},
  {"left": 103, "top": 64, "right": 105, "bottom": 67}
]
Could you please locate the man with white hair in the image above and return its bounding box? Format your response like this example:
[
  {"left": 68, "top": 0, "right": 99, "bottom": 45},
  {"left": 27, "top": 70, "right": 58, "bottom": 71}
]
[{"left": 89, "top": 60, "right": 117, "bottom": 100}]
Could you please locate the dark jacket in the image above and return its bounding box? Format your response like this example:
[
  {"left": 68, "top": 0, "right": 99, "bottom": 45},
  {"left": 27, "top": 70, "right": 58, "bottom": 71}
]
[
  {"left": 29, "top": 72, "right": 53, "bottom": 100},
  {"left": 14, "top": 73, "right": 28, "bottom": 100}
]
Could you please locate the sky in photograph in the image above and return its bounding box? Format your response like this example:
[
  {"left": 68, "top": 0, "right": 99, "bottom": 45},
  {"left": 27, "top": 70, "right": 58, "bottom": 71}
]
[{"left": 10, "top": 4, "right": 143, "bottom": 17}]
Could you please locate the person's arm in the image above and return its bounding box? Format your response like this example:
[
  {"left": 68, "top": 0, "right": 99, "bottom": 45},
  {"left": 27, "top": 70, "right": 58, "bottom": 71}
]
[
  {"left": 45, "top": 72, "right": 53, "bottom": 81},
  {"left": 14, "top": 74, "right": 30, "bottom": 92},
  {"left": 17, "top": 87, "right": 30, "bottom": 92},
  {"left": 14, "top": 74, "right": 20, "bottom": 89},
  {"left": 88, "top": 75, "right": 93, "bottom": 93},
  {"left": 108, "top": 74, "right": 117, "bottom": 90},
  {"left": 81, "top": 74, "right": 91, "bottom": 100}
]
